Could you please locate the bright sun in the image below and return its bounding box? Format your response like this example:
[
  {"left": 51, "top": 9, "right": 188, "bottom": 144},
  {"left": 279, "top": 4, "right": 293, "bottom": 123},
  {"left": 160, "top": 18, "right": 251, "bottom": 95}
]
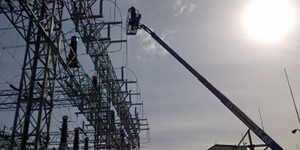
[{"left": 243, "top": 0, "right": 295, "bottom": 43}]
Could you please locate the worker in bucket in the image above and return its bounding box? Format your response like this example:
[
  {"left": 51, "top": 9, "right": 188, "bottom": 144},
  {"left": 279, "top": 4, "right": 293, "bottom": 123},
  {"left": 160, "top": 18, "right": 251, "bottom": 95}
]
[{"left": 128, "top": 6, "right": 141, "bottom": 30}]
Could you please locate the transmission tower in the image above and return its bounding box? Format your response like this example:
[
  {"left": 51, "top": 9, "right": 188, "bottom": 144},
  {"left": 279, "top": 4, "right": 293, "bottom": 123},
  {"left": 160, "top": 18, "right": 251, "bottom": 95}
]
[{"left": 0, "top": 0, "right": 149, "bottom": 149}]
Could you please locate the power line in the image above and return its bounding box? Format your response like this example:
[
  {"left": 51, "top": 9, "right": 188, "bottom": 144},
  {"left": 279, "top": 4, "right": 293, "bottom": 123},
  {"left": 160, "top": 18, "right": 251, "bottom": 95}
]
[
  {"left": 0, "top": 45, "right": 26, "bottom": 50},
  {"left": 0, "top": 23, "right": 12, "bottom": 38},
  {"left": 284, "top": 68, "right": 300, "bottom": 127},
  {"left": 0, "top": 27, "right": 15, "bottom": 31}
]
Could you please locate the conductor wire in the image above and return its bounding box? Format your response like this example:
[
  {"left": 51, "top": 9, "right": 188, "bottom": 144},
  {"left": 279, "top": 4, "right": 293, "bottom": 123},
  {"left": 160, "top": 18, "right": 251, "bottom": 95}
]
[{"left": 284, "top": 68, "right": 300, "bottom": 126}]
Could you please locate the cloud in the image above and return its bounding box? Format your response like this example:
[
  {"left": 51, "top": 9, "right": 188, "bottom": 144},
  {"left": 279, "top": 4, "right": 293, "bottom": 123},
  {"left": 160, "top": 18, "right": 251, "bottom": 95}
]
[
  {"left": 136, "top": 29, "right": 176, "bottom": 61},
  {"left": 174, "top": 0, "right": 196, "bottom": 17}
]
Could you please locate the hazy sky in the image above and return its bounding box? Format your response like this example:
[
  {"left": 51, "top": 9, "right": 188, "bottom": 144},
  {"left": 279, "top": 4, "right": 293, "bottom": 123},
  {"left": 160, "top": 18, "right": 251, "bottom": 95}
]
[{"left": 1, "top": 0, "right": 300, "bottom": 149}]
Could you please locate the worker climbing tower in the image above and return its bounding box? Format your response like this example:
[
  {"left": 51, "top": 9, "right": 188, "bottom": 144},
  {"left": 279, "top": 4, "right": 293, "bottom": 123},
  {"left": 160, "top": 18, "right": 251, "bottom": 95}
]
[{"left": 0, "top": 0, "right": 149, "bottom": 149}]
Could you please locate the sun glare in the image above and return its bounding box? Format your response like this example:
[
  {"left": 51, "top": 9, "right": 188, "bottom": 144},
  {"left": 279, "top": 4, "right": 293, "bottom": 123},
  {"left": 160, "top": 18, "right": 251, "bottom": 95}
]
[{"left": 243, "top": 0, "right": 295, "bottom": 43}]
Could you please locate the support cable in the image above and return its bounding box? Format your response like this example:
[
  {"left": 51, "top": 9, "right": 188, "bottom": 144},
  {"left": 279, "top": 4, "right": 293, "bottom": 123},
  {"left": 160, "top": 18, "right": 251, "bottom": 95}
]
[
  {"left": 0, "top": 23, "right": 12, "bottom": 38},
  {"left": 0, "top": 41, "right": 23, "bottom": 66},
  {"left": 0, "top": 48, "right": 4, "bottom": 72},
  {"left": 0, "top": 45, "right": 26, "bottom": 50}
]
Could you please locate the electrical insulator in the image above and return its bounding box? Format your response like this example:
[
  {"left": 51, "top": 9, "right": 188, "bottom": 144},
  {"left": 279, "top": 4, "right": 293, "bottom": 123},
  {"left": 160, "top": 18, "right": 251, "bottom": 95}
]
[
  {"left": 68, "top": 36, "right": 79, "bottom": 68},
  {"left": 109, "top": 110, "right": 115, "bottom": 131},
  {"left": 110, "top": 110, "right": 115, "bottom": 124},
  {"left": 73, "top": 127, "right": 79, "bottom": 150},
  {"left": 92, "top": 76, "right": 97, "bottom": 88},
  {"left": 9, "top": 84, "right": 18, "bottom": 91},
  {"left": 71, "top": 36, "right": 78, "bottom": 53},
  {"left": 84, "top": 137, "right": 89, "bottom": 150},
  {"left": 120, "top": 128, "right": 124, "bottom": 136},
  {"left": 59, "top": 116, "right": 68, "bottom": 149}
]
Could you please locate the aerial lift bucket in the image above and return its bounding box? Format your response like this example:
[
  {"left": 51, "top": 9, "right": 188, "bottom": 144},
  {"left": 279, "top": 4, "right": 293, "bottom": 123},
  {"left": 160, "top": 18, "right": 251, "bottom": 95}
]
[{"left": 126, "top": 7, "right": 141, "bottom": 35}]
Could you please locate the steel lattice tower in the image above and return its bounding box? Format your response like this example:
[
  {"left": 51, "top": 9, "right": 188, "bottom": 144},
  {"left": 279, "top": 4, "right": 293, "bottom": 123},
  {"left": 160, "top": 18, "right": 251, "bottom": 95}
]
[{"left": 0, "top": 0, "right": 149, "bottom": 149}]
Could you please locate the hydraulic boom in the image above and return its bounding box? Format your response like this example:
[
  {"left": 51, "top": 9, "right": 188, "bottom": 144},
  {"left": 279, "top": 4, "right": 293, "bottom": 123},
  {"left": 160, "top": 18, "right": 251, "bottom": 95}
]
[
  {"left": 139, "top": 24, "right": 283, "bottom": 150},
  {"left": 126, "top": 6, "right": 283, "bottom": 149}
]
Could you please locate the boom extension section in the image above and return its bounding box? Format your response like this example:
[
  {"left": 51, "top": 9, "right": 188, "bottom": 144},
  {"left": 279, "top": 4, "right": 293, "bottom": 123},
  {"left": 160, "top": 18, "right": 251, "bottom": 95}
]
[{"left": 139, "top": 24, "right": 283, "bottom": 150}]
